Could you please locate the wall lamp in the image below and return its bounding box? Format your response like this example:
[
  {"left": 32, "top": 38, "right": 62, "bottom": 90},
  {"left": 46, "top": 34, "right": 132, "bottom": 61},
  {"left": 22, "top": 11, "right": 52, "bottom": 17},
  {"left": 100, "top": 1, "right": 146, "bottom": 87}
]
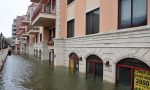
[
  {"left": 79, "top": 57, "right": 82, "bottom": 61},
  {"left": 105, "top": 61, "right": 110, "bottom": 67}
]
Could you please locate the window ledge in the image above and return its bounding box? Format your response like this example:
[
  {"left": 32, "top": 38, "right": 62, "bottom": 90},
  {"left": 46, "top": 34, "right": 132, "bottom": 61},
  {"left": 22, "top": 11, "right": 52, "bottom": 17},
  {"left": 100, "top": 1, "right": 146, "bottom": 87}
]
[
  {"left": 67, "top": 1, "right": 75, "bottom": 8},
  {"left": 63, "top": 25, "right": 150, "bottom": 40}
]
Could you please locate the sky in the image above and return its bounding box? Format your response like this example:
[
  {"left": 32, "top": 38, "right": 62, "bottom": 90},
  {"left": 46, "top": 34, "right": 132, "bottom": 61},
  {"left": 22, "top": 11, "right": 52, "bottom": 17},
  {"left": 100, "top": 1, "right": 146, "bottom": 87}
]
[{"left": 0, "top": 0, "right": 31, "bottom": 38}]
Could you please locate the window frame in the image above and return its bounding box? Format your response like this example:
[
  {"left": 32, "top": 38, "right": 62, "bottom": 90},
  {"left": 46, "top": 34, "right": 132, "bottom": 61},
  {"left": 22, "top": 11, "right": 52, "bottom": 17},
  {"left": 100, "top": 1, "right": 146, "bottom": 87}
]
[
  {"left": 86, "top": 8, "right": 100, "bottom": 35},
  {"left": 67, "top": 19, "right": 75, "bottom": 38},
  {"left": 118, "top": 0, "right": 148, "bottom": 29},
  {"left": 67, "top": 0, "right": 75, "bottom": 5}
]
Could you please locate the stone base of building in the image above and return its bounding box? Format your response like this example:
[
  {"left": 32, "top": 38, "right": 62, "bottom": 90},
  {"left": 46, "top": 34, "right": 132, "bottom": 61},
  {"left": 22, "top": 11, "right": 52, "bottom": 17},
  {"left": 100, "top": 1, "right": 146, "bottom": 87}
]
[
  {"left": 54, "top": 26, "right": 150, "bottom": 83},
  {"left": 28, "top": 42, "right": 55, "bottom": 61}
]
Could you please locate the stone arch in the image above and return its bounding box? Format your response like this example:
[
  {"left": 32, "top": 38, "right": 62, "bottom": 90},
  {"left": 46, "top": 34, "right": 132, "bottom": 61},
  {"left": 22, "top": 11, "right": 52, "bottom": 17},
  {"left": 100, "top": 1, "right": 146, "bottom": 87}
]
[
  {"left": 68, "top": 51, "right": 79, "bottom": 61},
  {"left": 39, "top": 50, "right": 42, "bottom": 59},
  {"left": 85, "top": 52, "right": 104, "bottom": 62},
  {"left": 34, "top": 49, "right": 35, "bottom": 56},
  {"left": 86, "top": 55, "right": 103, "bottom": 62},
  {"left": 86, "top": 54, "right": 103, "bottom": 78},
  {"left": 116, "top": 57, "right": 150, "bottom": 89},
  {"left": 114, "top": 54, "right": 150, "bottom": 67},
  {"left": 36, "top": 49, "right": 38, "bottom": 57},
  {"left": 68, "top": 50, "right": 79, "bottom": 57},
  {"left": 69, "top": 52, "right": 78, "bottom": 57},
  {"left": 69, "top": 52, "right": 79, "bottom": 71}
]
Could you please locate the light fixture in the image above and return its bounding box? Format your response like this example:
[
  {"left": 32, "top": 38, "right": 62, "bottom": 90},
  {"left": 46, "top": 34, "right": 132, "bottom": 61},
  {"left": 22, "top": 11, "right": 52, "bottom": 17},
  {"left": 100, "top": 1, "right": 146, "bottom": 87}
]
[
  {"left": 79, "top": 57, "right": 82, "bottom": 61},
  {"left": 105, "top": 61, "right": 110, "bottom": 67}
]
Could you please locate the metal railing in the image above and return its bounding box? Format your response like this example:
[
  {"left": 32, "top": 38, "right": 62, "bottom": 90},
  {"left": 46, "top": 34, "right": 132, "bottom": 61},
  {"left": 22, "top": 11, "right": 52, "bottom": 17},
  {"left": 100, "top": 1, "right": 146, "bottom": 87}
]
[
  {"left": 27, "top": 26, "right": 39, "bottom": 32},
  {"left": 31, "top": 1, "right": 56, "bottom": 21}
]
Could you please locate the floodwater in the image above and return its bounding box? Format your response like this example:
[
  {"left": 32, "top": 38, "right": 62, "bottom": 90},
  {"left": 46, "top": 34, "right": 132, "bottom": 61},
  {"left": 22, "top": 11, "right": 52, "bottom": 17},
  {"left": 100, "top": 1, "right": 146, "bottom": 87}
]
[{"left": 0, "top": 55, "right": 126, "bottom": 90}]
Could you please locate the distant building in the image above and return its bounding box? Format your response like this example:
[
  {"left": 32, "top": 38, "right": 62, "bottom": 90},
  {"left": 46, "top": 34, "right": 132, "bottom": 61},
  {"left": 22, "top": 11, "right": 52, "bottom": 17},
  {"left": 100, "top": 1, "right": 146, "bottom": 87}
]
[{"left": 11, "top": 19, "right": 17, "bottom": 51}]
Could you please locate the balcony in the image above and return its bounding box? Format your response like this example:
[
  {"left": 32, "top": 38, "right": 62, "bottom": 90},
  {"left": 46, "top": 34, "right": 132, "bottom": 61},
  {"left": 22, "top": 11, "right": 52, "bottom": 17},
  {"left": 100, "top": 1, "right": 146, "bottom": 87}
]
[
  {"left": 47, "top": 39, "right": 54, "bottom": 46},
  {"left": 27, "top": 27, "right": 40, "bottom": 35},
  {"left": 19, "top": 26, "right": 26, "bottom": 30},
  {"left": 21, "top": 17, "right": 30, "bottom": 25},
  {"left": 19, "top": 37, "right": 27, "bottom": 40},
  {"left": 16, "top": 32, "right": 21, "bottom": 35},
  {"left": 31, "top": 1, "right": 56, "bottom": 27},
  {"left": 15, "top": 38, "right": 19, "bottom": 45},
  {"left": 21, "top": 33, "right": 29, "bottom": 37},
  {"left": 20, "top": 30, "right": 29, "bottom": 37},
  {"left": 30, "top": 0, "right": 40, "bottom": 3},
  {"left": 19, "top": 38, "right": 27, "bottom": 44}
]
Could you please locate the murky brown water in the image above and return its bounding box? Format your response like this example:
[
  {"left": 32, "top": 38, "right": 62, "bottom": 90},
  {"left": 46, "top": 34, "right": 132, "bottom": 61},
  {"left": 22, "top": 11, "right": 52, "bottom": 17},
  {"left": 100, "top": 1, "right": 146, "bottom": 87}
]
[{"left": 0, "top": 55, "right": 126, "bottom": 90}]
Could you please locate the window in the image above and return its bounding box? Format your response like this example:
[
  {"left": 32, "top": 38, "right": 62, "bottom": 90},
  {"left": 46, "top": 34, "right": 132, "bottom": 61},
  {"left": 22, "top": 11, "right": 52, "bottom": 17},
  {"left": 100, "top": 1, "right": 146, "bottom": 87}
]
[
  {"left": 48, "top": 28, "right": 55, "bottom": 40},
  {"left": 40, "top": 34, "right": 42, "bottom": 41},
  {"left": 119, "top": 0, "right": 147, "bottom": 29},
  {"left": 86, "top": 8, "right": 100, "bottom": 35},
  {"left": 67, "top": 19, "right": 74, "bottom": 38},
  {"left": 36, "top": 35, "right": 38, "bottom": 43},
  {"left": 52, "top": 28, "right": 55, "bottom": 38},
  {"left": 67, "top": 0, "right": 75, "bottom": 5}
]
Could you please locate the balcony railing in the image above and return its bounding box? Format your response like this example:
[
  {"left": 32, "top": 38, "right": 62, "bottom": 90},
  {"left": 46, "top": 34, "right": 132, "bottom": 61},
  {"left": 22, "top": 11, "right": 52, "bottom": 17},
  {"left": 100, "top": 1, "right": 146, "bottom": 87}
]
[
  {"left": 31, "top": 1, "right": 56, "bottom": 21},
  {"left": 47, "top": 39, "right": 54, "bottom": 46},
  {"left": 27, "top": 26, "right": 39, "bottom": 32}
]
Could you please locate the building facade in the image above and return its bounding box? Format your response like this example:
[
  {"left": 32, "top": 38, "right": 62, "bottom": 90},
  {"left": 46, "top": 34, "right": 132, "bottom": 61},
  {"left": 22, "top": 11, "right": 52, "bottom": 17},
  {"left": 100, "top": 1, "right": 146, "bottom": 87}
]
[
  {"left": 15, "top": 16, "right": 22, "bottom": 54},
  {"left": 14, "top": 0, "right": 150, "bottom": 89},
  {"left": 15, "top": 0, "right": 56, "bottom": 62},
  {"left": 29, "top": 0, "right": 56, "bottom": 61},
  {"left": 11, "top": 19, "right": 17, "bottom": 51},
  {"left": 54, "top": 0, "right": 150, "bottom": 89}
]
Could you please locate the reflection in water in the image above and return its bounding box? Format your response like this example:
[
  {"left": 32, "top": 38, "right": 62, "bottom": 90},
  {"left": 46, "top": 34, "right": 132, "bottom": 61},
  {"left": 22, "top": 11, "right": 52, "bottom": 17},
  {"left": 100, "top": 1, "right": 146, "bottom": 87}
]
[{"left": 0, "top": 55, "right": 120, "bottom": 90}]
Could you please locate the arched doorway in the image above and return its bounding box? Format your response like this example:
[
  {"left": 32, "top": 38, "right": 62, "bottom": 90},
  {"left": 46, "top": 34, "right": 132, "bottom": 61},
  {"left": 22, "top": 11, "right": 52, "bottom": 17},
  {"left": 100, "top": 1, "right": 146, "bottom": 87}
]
[
  {"left": 69, "top": 53, "right": 79, "bottom": 71},
  {"left": 116, "top": 58, "right": 150, "bottom": 90},
  {"left": 34, "top": 49, "right": 35, "bottom": 56},
  {"left": 39, "top": 50, "right": 42, "bottom": 59},
  {"left": 36, "top": 49, "right": 38, "bottom": 57},
  {"left": 86, "top": 55, "right": 103, "bottom": 79},
  {"left": 49, "top": 49, "right": 54, "bottom": 66}
]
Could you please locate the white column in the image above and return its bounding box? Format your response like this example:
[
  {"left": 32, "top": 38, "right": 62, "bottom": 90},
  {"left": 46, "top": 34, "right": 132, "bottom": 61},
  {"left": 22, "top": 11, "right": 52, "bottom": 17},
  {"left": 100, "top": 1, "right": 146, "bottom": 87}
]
[
  {"left": 54, "top": 0, "right": 65, "bottom": 66},
  {"left": 55, "top": 0, "right": 61, "bottom": 39}
]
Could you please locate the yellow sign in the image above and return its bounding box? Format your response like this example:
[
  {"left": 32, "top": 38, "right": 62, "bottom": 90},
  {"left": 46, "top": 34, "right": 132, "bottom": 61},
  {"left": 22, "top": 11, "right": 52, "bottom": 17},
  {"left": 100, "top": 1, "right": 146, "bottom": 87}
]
[{"left": 134, "top": 69, "right": 150, "bottom": 90}]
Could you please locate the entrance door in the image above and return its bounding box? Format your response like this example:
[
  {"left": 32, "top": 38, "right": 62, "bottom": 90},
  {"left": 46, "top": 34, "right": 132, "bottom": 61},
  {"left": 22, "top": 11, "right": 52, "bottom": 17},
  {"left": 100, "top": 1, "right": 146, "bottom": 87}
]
[
  {"left": 69, "top": 53, "right": 79, "bottom": 71},
  {"left": 51, "top": 49, "right": 54, "bottom": 66},
  {"left": 86, "top": 55, "right": 103, "bottom": 79},
  {"left": 49, "top": 49, "right": 54, "bottom": 66},
  {"left": 116, "top": 58, "right": 150, "bottom": 90},
  {"left": 49, "top": 52, "right": 51, "bottom": 63},
  {"left": 39, "top": 50, "right": 42, "bottom": 59},
  {"left": 117, "top": 66, "right": 132, "bottom": 90},
  {"left": 34, "top": 49, "right": 35, "bottom": 56},
  {"left": 36, "top": 50, "right": 38, "bottom": 57}
]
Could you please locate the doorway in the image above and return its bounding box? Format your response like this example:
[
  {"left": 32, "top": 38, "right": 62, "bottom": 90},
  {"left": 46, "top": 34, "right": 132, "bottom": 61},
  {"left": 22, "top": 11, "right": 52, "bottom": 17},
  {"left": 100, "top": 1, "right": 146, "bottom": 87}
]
[
  {"left": 86, "top": 55, "right": 103, "bottom": 80},
  {"left": 116, "top": 58, "right": 150, "bottom": 90},
  {"left": 69, "top": 53, "right": 79, "bottom": 71},
  {"left": 49, "top": 49, "right": 54, "bottom": 66}
]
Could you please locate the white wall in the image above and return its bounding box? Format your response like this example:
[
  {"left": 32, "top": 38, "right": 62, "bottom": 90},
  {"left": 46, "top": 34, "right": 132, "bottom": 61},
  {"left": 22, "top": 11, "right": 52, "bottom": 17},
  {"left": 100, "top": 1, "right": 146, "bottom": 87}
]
[{"left": 54, "top": 26, "right": 150, "bottom": 83}]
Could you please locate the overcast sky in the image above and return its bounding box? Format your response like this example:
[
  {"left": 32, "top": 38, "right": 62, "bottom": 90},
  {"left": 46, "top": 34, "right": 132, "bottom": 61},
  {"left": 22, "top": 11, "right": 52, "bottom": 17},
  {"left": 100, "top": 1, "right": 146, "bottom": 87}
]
[{"left": 0, "top": 0, "right": 31, "bottom": 38}]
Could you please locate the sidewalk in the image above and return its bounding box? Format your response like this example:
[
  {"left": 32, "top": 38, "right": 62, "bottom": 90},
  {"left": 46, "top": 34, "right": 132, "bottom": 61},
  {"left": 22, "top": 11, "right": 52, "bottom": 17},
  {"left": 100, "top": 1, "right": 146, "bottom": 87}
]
[{"left": 0, "top": 49, "right": 8, "bottom": 71}]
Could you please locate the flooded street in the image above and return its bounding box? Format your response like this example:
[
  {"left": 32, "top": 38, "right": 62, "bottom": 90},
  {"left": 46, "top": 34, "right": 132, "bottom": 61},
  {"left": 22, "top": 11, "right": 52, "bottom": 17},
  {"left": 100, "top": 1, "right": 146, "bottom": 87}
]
[{"left": 0, "top": 55, "right": 117, "bottom": 90}]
